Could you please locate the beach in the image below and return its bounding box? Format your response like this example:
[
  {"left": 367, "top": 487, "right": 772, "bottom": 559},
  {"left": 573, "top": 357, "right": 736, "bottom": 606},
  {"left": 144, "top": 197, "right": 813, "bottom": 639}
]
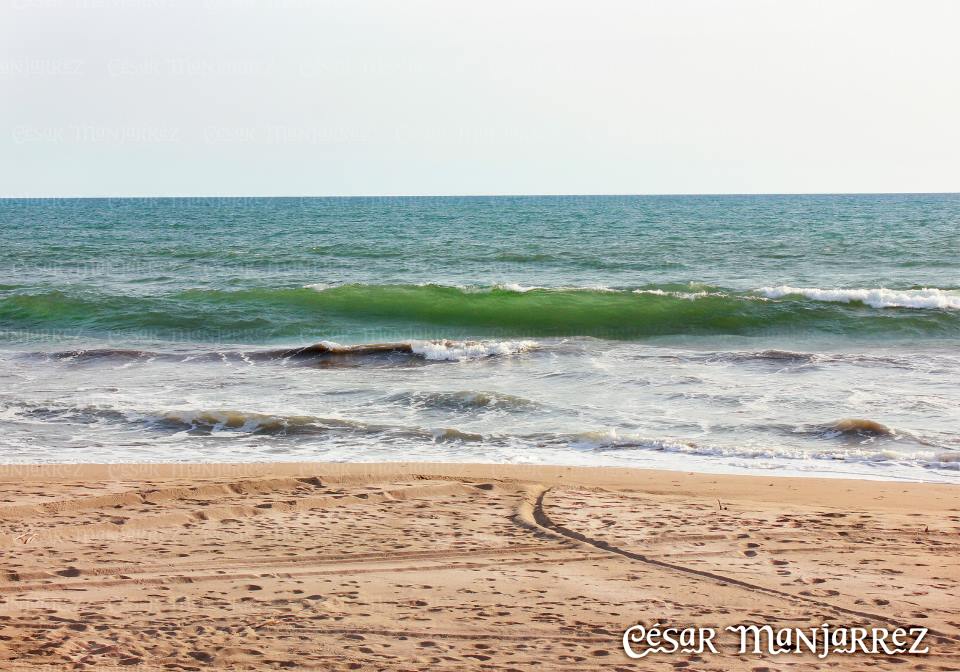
[
  {"left": 1, "top": 196, "right": 958, "bottom": 669},
  {"left": 1, "top": 462, "right": 957, "bottom": 670}
]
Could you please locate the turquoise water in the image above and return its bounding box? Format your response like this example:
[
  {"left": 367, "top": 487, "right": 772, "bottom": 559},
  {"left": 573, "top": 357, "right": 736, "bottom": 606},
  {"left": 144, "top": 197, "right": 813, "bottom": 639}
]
[{"left": 1, "top": 195, "right": 958, "bottom": 478}]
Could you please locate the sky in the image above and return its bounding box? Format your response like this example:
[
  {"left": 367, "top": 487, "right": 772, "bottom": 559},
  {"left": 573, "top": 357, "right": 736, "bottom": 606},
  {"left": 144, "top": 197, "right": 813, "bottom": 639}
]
[{"left": 2, "top": 0, "right": 958, "bottom": 197}]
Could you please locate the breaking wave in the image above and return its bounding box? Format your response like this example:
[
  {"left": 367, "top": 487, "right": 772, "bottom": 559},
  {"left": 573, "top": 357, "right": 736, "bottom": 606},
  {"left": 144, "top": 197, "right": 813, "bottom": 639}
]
[
  {"left": 2, "top": 283, "right": 959, "bottom": 342},
  {"left": 758, "top": 286, "right": 960, "bottom": 310},
  {"left": 30, "top": 339, "right": 539, "bottom": 366}
]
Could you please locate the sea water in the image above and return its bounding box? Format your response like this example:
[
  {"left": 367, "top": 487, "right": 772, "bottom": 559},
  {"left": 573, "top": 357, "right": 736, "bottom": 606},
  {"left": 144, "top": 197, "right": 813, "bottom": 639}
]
[{"left": 1, "top": 195, "right": 957, "bottom": 480}]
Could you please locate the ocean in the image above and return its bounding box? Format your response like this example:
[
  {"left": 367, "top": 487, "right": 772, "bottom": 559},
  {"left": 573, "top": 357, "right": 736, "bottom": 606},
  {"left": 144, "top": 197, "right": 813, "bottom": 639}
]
[{"left": 1, "top": 194, "right": 958, "bottom": 480}]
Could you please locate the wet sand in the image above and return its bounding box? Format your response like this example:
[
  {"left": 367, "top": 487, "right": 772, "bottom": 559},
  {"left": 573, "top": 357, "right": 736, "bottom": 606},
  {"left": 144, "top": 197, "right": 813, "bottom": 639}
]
[{"left": 0, "top": 463, "right": 957, "bottom": 670}]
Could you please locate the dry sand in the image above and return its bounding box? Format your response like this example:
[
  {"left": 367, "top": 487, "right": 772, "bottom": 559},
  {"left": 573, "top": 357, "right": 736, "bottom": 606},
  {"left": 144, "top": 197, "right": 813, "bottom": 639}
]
[{"left": 0, "top": 462, "right": 957, "bottom": 670}]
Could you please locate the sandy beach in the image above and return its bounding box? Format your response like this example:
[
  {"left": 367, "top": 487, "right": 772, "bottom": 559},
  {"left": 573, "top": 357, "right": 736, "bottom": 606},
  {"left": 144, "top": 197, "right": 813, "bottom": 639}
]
[{"left": 0, "top": 463, "right": 955, "bottom": 670}]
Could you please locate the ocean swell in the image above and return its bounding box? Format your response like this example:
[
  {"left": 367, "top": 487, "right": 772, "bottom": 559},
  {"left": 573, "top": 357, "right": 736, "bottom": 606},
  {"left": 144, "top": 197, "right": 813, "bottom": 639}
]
[{"left": 2, "top": 283, "right": 958, "bottom": 343}]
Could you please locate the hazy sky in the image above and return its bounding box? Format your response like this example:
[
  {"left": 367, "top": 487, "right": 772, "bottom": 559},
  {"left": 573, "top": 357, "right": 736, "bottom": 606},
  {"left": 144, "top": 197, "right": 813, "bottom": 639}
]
[{"left": 2, "top": 0, "right": 958, "bottom": 196}]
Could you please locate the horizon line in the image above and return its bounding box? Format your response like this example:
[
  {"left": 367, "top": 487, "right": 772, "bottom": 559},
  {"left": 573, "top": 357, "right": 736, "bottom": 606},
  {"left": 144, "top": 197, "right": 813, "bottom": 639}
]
[{"left": 2, "top": 191, "right": 959, "bottom": 200}]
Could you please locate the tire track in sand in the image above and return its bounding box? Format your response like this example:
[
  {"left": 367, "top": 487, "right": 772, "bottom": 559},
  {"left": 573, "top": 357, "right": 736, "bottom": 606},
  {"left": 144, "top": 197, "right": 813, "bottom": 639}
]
[{"left": 516, "top": 484, "right": 960, "bottom": 647}]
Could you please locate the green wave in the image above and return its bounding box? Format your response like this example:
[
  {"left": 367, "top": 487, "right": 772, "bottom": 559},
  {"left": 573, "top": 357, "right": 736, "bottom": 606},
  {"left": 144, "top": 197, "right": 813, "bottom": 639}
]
[{"left": 1, "top": 284, "right": 957, "bottom": 342}]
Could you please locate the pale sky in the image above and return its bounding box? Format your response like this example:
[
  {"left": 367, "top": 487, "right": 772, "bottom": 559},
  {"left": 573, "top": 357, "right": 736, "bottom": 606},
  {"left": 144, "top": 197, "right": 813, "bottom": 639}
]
[{"left": 2, "top": 0, "right": 958, "bottom": 196}]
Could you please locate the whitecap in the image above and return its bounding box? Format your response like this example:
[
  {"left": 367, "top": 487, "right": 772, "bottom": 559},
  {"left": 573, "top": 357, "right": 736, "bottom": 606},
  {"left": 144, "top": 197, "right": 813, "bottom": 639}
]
[
  {"left": 410, "top": 339, "right": 538, "bottom": 361},
  {"left": 758, "top": 285, "right": 960, "bottom": 310}
]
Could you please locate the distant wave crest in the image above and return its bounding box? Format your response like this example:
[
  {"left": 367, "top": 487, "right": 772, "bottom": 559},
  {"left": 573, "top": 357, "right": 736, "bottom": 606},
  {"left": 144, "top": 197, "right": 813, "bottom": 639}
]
[{"left": 758, "top": 285, "right": 960, "bottom": 310}]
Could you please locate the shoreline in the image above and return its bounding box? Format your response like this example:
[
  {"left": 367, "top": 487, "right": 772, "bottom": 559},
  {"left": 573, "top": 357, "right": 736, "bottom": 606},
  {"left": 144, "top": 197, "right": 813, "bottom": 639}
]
[
  {"left": 2, "top": 457, "right": 959, "bottom": 480},
  {"left": 1, "top": 462, "right": 957, "bottom": 669},
  {"left": 1, "top": 460, "right": 956, "bottom": 488}
]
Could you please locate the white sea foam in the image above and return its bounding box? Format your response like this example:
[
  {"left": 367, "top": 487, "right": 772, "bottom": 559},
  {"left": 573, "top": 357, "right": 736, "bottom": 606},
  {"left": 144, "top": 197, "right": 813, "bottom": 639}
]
[
  {"left": 312, "top": 340, "right": 346, "bottom": 350},
  {"left": 304, "top": 281, "right": 614, "bottom": 294},
  {"left": 568, "top": 428, "right": 950, "bottom": 468},
  {"left": 571, "top": 429, "right": 699, "bottom": 452},
  {"left": 758, "top": 285, "right": 960, "bottom": 310},
  {"left": 492, "top": 282, "right": 546, "bottom": 293},
  {"left": 492, "top": 282, "right": 615, "bottom": 293},
  {"left": 410, "top": 339, "right": 538, "bottom": 361},
  {"left": 632, "top": 288, "right": 726, "bottom": 300}
]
